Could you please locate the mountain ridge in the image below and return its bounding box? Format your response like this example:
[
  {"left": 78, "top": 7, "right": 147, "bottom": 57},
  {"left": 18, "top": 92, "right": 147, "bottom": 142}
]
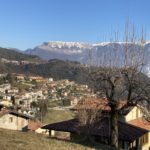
[
  {"left": 24, "top": 41, "right": 150, "bottom": 77},
  {"left": 0, "top": 47, "right": 40, "bottom": 61}
]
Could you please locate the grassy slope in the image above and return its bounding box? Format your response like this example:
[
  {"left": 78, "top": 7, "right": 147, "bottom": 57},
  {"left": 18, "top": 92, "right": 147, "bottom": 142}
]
[
  {"left": 0, "top": 128, "right": 115, "bottom": 150},
  {"left": 42, "top": 110, "right": 116, "bottom": 150},
  {"left": 0, "top": 111, "right": 114, "bottom": 150},
  {"left": 43, "top": 109, "right": 74, "bottom": 124},
  {"left": 0, "top": 129, "right": 94, "bottom": 150}
]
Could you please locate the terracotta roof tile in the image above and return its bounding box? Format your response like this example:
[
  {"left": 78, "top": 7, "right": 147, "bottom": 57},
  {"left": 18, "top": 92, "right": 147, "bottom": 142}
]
[
  {"left": 42, "top": 118, "right": 148, "bottom": 142},
  {"left": 128, "top": 118, "right": 150, "bottom": 131},
  {"left": 28, "top": 120, "right": 42, "bottom": 131},
  {"left": 74, "top": 98, "right": 127, "bottom": 111},
  {"left": 0, "top": 109, "right": 34, "bottom": 119}
]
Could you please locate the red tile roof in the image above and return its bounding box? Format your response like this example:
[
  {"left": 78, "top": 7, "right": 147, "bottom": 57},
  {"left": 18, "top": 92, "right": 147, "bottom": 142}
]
[
  {"left": 74, "top": 98, "right": 127, "bottom": 111},
  {"left": 128, "top": 118, "right": 150, "bottom": 131},
  {"left": 42, "top": 118, "right": 148, "bottom": 142},
  {"left": 0, "top": 109, "right": 9, "bottom": 117},
  {"left": 28, "top": 120, "right": 42, "bottom": 131},
  {"left": 0, "top": 109, "right": 34, "bottom": 119}
]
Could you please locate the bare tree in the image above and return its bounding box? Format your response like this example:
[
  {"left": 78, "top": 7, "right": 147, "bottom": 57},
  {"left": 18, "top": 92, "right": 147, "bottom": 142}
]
[
  {"left": 76, "top": 102, "right": 102, "bottom": 142},
  {"left": 87, "top": 23, "right": 150, "bottom": 149}
]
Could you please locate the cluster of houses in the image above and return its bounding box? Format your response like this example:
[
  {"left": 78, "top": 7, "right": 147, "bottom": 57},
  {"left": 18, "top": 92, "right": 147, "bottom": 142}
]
[
  {"left": 0, "top": 58, "right": 40, "bottom": 65},
  {"left": 47, "top": 79, "right": 94, "bottom": 106},
  {"left": 15, "top": 74, "right": 49, "bottom": 83},
  {"left": 0, "top": 73, "right": 93, "bottom": 112},
  {"left": 15, "top": 74, "right": 92, "bottom": 107},
  {"left": 0, "top": 74, "right": 50, "bottom": 134},
  {"left": 0, "top": 74, "right": 94, "bottom": 135},
  {"left": 0, "top": 83, "right": 47, "bottom": 116},
  {"left": 0, "top": 73, "right": 50, "bottom": 117}
]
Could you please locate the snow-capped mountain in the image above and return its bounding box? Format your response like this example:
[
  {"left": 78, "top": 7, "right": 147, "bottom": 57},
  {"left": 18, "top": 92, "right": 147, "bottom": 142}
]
[
  {"left": 25, "top": 41, "right": 150, "bottom": 76},
  {"left": 42, "top": 41, "right": 91, "bottom": 49},
  {"left": 25, "top": 41, "right": 92, "bottom": 62}
]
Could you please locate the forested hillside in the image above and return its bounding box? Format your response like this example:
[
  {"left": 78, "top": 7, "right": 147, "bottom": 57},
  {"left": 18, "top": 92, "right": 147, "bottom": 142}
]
[
  {"left": 4, "top": 59, "right": 90, "bottom": 84},
  {"left": 0, "top": 47, "right": 40, "bottom": 61}
]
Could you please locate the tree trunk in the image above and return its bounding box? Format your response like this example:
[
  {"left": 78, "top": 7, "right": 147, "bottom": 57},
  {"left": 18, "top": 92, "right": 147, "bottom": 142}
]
[{"left": 110, "top": 106, "right": 119, "bottom": 149}]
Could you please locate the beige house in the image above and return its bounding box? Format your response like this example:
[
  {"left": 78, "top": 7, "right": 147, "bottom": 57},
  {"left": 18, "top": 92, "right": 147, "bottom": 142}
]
[
  {"left": 70, "top": 97, "right": 78, "bottom": 106},
  {"left": 0, "top": 100, "right": 12, "bottom": 107},
  {"left": 16, "top": 74, "right": 25, "bottom": 80},
  {"left": 35, "top": 127, "right": 49, "bottom": 135},
  {"left": 0, "top": 109, "right": 33, "bottom": 131},
  {"left": 124, "top": 106, "right": 150, "bottom": 150}
]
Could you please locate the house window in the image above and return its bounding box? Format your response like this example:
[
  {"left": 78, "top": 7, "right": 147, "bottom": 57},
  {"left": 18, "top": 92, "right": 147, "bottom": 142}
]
[
  {"left": 141, "top": 134, "right": 148, "bottom": 145},
  {"left": 9, "top": 117, "right": 13, "bottom": 123}
]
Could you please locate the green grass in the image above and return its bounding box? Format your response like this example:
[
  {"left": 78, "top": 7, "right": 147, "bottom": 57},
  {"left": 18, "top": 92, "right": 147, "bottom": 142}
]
[
  {"left": 13, "top": 82, "right": 31, "bottom": 90},
  {"left": 43, "top": 109, "right": 75, "bottom": 124},
  {"left": 43, "top": 109, "right": 75, "bottom": 137},
  {"left": 48, "top": 100, "right": 63, "bottom": 108}
]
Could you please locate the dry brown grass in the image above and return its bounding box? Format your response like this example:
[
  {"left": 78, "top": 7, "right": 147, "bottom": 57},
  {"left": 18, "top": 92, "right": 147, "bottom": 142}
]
[
  {"left": 43, "top": 109, "right": 74, "bottom": 124},
  {"left": 0, "top": 128, "right": 96, "bottom": 150},
  {"left": 0, "top": 128, "right": 116, "bottom": 150},
  {"left": 0, "top": 110, "right": 114, "bottom": 150}
]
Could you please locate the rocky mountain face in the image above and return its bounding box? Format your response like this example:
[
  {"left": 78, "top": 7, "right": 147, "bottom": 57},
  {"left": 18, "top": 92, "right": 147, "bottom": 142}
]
[
  {"left": 25, "top": 41, "right": 150, "bottom": 76},
  {"left": 25, "top": 42, "right": 91, "bottom": 62}
]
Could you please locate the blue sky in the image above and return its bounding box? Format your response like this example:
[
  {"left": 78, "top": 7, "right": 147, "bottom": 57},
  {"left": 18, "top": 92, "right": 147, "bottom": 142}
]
[{"left": 0, "top": 0, "right": 149, "bottom": 50}]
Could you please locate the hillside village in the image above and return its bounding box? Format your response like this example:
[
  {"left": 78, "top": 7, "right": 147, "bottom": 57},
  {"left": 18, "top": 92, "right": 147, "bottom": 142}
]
[
  {"left": 0, "top": 58, "right": 40, "bottom": 65},
  {"left": 0, "top": 73, "right": 94, "bottom": 139},
  {"left": 0, "top": 73, "right": 92, "bottom": 116}
]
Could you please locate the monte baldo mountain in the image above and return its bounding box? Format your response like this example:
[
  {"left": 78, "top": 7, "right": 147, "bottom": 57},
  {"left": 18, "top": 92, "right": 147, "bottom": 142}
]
[{"left": 25, "top": 41, "right": 150, "bottom": 76}]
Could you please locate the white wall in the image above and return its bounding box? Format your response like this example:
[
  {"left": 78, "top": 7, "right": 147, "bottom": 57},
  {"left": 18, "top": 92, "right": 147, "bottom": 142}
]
[
  {"left": 0, "top": 114, "right": 28, "bottom": 131},
  {"left": 125, "top": 107, "right": 143, "bottom": 122}
]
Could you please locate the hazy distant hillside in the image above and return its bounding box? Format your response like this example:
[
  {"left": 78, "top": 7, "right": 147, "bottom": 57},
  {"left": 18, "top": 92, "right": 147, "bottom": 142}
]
[
  {"left": 4, "top": 59, "right": 89, "bottom": 84},
  {"left": 0, "top": 47, "right": 40, "bottom": 61}
]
